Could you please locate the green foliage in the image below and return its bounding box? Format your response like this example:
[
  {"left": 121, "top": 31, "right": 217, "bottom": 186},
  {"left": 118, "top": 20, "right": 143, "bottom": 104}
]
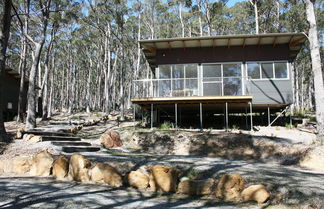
[
  {"left": 309, "top": 116, "right": 317, "bottom": 122},
  {"left": 295, "top": 109, "right": 305, "bottom": 118},
  {"left": 231, "top": 125, "right": 239, "bottom": 130},
  {"left": 184, "top": 168, "right": 200, "bottom": 179},
  {"left": 285, "top": 123, "right": 295, "bottom": 129},
  {"left": 159, "top": 121, "right": 173, "bottom": 130}
]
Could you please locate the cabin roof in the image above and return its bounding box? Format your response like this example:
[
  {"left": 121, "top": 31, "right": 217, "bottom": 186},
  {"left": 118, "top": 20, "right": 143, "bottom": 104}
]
[
  {"left": 5, "top": 66, "right": 30, "bottom": 84},
  {"left": 139, "top": 32, "right": 307, "bottom": 68}
]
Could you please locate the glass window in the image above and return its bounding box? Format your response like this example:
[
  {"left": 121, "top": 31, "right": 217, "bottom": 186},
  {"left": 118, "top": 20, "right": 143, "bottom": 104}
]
[
  {"left": 261, "top": 63, "right": 273, "bottom": 79},
  {"left": 223, "top": 63, "right": 241, "bottom": 77},
  {"left": 275, "top": 62, "right": 288, "bottom": 78},
  {"left": 247, "top": 63, "right": 260, "bottom": 79},
  {"left": 223, "top": 77, "right": 242, "bottom": 96},
  {"left": 173, "top": 65, "right": 184, "bottom": 78},
  {"left": 203, "top": 83, "right": 222, "bottom": 96},
  {"left": 203, "top": 64, "right": 221, "bottom": 78},
  {"left": 159, "top": 65, "right": 171, "bottom": 78},
  {"left": 159, "top": 80, "right": 171, "bottom": 97},
  {"left": 185, "top": 64, "right": 197, "bottom": 78}
]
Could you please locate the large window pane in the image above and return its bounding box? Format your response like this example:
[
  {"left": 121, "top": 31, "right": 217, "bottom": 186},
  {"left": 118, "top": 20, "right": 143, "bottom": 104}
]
[
  {"left": 203, "top": 64, "right": 221, "bottom": 77},
  {"left": 185, "top": 64, "right": 198, "bottom": 78},
  {"left": 247, "top": 63, "right": 260, "bottom": 79},
  {"left": 224, "top": 78, "right": 242, "bottom": 96},
  {"left": 172, "top": 80, "right": 184, "bottom": 96},
  {"left": 185, "top": 79, "right": 198, "bottom": 96},
  {"left": 223, "top": 63, "right": 241, "bottom": 77},
  {"left": 173, "top": 65, "right": 184, "bottom": 78},
  {"left": 159, "top": 80, "right": 171, "bottom": 97},
  {"left": 275, "top": 62, "right": 288, "bottom": 78},
  {"left": 261, "top": 63, "right": 273, "bottom": 79},
  {"left": 159, "top": 65, "right": 171, "bottom": 78},
  {"left": 203, "top": 83, "right": 222, "bottom": 96}
]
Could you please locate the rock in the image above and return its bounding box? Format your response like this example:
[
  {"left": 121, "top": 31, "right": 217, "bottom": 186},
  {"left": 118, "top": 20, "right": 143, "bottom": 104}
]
[
  {"left": 52, "top": 156, "right": 69, "bottom": 179},
  {"left": 100, "top": 130, "right": 123, "bottom": 148},
  {"left": 241, "top": 184, "right": 270, "bottom": 204},
  {"left": 30, "top": 150, "right": 54, "bottom": 176},
  {"left": 215, "top": 174, "right": 245, "bottom": 202},
  {"left": 151, "top": 165, "right": 180, "bottom": 193},
  {"left": 178, "top": 178, "right": 215, "bottom": 195},
  {"left": 23, "top": 134, "right": 34, "bottom": 141},
  {"left": 89, "top": 162, "right": 123, "bottom": 187},
  {"left": 29, "top": 136, "right": 42, "bottom": 143},
  {"left": 0, "top": 157, "right": 32, "bottom": 174},
  {"left": 128, "top": 170, "right": 149, "bottom": 189},
  {"left": 300, "top": 147, "right": 324, "bottom": 172},
  {"left": 68, "top": 154, "right": 91, "bottom": 182},
  {"left": 15, "top": 128, "right": 24, "bottom": 139}
]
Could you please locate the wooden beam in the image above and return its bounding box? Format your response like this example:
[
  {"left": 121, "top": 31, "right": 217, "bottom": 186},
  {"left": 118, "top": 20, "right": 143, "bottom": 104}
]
[
  {"left": 242, "top": 38, "right": 246, "bottom": 48},
  {"left": 257, "top": 37, "right": 261, "bottom": 48},
  {"left": 213, "top": 39, "right": 216, "bottom": 48},
  {"left": 272, "top": 36, "right": 277, "bottom": 47},
  {"left": 182, "top": 40, "right": 186, "bottom": 50},
  {"left": 227, "top": 38, "right": 231, "bottom": 48},
  {"left": 288, "top": 35, "right": 295, "bottom": 46},
  {"left": 167, "top": 41, "right": 171, "bottom": 50},
  {"left": 289, "top": 37, "right": 306, "bottom": 47}
]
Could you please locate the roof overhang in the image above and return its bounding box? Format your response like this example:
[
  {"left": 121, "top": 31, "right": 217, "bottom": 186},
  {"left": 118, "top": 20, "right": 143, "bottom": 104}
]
[{"left": 139, "top": 33, "right": 307, "bottom": 69}]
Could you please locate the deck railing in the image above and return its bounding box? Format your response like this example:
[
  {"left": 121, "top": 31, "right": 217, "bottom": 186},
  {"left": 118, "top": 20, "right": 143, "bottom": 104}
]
[{"left": 132, "top": 77, "right": 251, "bottom": 98}]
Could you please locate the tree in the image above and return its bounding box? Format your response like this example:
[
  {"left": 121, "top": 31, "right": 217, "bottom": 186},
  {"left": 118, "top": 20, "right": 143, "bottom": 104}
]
[
  {"left": 0, "top": 0, "right": 12, "bottom": 142},
  {"left": 303, "top": 0, "right": 324, "bottom": 137},
  {"left": 249, "top": 0, "right": 259, "bottom": 34}
]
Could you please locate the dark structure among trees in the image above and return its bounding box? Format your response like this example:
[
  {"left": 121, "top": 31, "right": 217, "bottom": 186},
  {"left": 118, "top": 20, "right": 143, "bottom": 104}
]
[
  {"left": 132, "top": 33, "right": 307, "bottom": 129},
  {"left": 2, "top": 67, "right": 28, "bottom": 121}
]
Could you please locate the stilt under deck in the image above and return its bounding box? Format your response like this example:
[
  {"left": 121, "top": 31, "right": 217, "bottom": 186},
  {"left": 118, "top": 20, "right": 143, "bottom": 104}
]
[{"left": 132, "top": 95, "right": 292, "bottom": 130}]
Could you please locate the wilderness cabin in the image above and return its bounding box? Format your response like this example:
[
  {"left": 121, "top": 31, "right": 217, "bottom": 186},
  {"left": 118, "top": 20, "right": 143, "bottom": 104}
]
[
  {"left": 2, "top": 67, "right": 28, "bottom": 121},
  {"left": 131, "top": 33, "right": 307, "bottom": 129}
]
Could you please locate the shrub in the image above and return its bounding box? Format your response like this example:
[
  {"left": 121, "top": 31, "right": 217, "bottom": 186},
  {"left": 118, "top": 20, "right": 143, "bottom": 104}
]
[{"left": 159, "top": 121, "right": 173, "bottom": 130}]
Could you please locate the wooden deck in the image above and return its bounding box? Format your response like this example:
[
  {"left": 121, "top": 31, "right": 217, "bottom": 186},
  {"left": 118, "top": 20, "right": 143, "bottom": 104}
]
[{"left": 131, "top": 95, "right": 253, "bottom": 105}]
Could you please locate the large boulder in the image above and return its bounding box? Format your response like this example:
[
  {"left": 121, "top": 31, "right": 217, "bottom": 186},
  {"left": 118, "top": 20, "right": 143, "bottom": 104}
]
[
  {"left": 30, "top": 150, "right": 54, "bottom": 176},
  {"left": 151, "top": 165, "right": 180, "bottom": 193},
  {"left": 68, "top": 154, "right": 91, "bottom": 182},
  {"left": 89, "top": 162, "right": 123, "bottom": 187},
  {"left": 52, "top": 156, "right": 69, "bottom": 179},
  {"left": 100, "top": 130, "right": 122, "bottom": 148},
  {"left": 15, "top": 128, "right": 24, "bottom": 139},
  {"left": 0, "top": 157, "right": 32, "bottom": 174},
  {"left": 178, "top": 178, "right": 215, "bottom": 195},
  {"left": 215, "top": 174, "right": 245, "bottom": 202},
  {"left": 128, "top": 170, "right": 149, "bottom": 189},
  {"left": 241, "top": 184, "right": 270, "bottom": 204}
]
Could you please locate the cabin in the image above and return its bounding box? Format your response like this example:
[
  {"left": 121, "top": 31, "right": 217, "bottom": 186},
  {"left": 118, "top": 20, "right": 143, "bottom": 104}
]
[
  {"left": 2, "top": 67, "right": 28, "bottom": 121},
  {"left": 131, "top": 33, "right": 307, "bottom": 129}
]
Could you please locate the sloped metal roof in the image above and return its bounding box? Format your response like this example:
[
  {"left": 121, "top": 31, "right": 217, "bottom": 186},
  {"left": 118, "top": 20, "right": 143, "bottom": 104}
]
[{"left": 139, "top": 33, "right": 307, "bottom": 68}]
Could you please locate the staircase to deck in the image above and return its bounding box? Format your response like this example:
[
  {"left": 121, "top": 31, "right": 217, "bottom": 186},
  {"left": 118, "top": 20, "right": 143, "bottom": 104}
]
[{"left": 24, "top": 130, "right": 101, "bottom": 153}]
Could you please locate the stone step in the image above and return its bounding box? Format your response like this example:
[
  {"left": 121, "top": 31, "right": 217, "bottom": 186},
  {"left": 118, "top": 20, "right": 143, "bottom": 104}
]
[
  {"left": 24, "top": 131, "right": 73, "bottom": 137},
  {"left": 62, "top": 146, "right": 101, "bottom": 153},
  {"left": 42, "top": 136, "right": 81, "bottom": 142},
  {"left": 51, "top": 141, "right": 91, "bottom": 147}
]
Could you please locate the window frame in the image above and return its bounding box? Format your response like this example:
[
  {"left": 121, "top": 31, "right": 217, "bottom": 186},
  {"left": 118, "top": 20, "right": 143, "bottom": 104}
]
[{"left": 246, "top": 61, "right": 289, "bottom": 80}]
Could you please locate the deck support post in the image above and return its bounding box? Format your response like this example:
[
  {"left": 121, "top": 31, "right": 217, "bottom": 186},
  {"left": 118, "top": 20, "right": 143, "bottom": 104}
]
[
  {"left": 267, "top": 105, "right": 270, "bottom": 126},
  {"left": 175, "top": 103, "right": 178, "bottom": 129},
  {"left": 151, "top": 103, "right": 153, "bottom": 129},
  {"left": 245, "top": 106, "right": 248, "bottom": 130},
  {"left": 199, "top": 103, "right": 203, "bottom": 131},
  {"left": 249, "top": 102, "right": 253, "bottom": 131},
  {"left": 225, "top": 102, "right": 228, "bottom": 131},
  {"left": 289, "top": 105, "right": 292, "bottom": 127},
  {"left": 133, "top": 104, "right": 136, "bottom": 129}
]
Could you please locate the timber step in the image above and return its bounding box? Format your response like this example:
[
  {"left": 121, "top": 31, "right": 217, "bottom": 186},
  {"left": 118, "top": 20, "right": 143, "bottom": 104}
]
[
  {"left": 42, "top": 136, "right": 81, "bottom": 142},
  {"left": 51, "top": 141, "right": 91, "bottom": 147},
  {"left": 24, "top": 131, "right": 73, "bottom": 137},
  {"left": 62, "top": 146, "right": 101, "bottom": 153}
]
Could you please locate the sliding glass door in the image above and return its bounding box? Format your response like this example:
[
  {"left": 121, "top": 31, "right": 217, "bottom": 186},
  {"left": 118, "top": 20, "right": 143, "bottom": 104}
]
[{"left": 202, "top": 63, "right": 242, "bottom": 96}]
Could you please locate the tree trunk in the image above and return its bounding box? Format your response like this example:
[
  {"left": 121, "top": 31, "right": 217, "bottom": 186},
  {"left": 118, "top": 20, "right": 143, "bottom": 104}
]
[
  {"left": 0, "top": 0, "right": 12, "bottom": 142},
  {"left": 304, "top": 0, "right": 324, "bottom": 136},
  {"left": 179, "top": 1, "right": 185, "bottom": 37},
  {"left": 250, "top": 0, "right": 259, "bottom": 34},
  {"left": 26, "top": 42, "right": 44, "bottom": 129}
]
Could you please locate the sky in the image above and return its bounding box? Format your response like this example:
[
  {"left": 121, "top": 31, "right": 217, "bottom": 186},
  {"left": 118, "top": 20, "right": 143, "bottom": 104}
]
[{"left": 226, "top": 0, "right": 245, "bottom": 7}]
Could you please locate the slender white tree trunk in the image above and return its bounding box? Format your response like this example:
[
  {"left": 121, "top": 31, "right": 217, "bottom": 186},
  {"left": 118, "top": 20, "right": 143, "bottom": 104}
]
[{"left": 304, "top": 0, "right": 324, "bottom": 136}]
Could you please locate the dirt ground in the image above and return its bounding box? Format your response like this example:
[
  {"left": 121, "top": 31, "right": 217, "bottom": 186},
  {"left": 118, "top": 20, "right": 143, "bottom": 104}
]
[{"left": 1, "top": 112, "right": 324, "bottom": 208}]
